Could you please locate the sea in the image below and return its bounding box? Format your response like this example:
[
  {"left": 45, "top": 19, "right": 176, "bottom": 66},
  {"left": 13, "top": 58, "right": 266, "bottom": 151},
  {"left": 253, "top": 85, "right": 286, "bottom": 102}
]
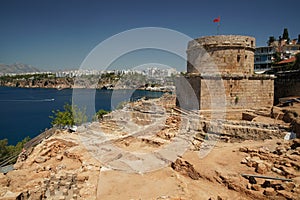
[{"left": 0, "top": 87, "right": 164, "bottom": 145}]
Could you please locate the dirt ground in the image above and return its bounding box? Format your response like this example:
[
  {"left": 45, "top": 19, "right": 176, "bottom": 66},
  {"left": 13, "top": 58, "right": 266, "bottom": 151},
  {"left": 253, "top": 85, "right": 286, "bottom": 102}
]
[
  {"left": 1, "top": 97, "right": 300, "bottom": 200},
  {"left": 96, "top": 138, "right": 300, "bottom": 200}
]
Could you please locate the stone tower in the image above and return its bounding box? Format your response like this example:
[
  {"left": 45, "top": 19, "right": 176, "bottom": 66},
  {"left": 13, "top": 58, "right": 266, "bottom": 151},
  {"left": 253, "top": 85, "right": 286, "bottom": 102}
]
[
  {"left": 176, "top": 35, "right": 274, "bottom": 117},
  {"left": 187, "top": 35, "right": 255, "bottom": 75}
]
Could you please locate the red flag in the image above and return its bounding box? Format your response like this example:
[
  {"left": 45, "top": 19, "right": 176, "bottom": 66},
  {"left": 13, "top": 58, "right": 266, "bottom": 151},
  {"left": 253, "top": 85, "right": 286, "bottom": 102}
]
[{"left": 213, "top": 16, "right": 220, "bottom": 23}]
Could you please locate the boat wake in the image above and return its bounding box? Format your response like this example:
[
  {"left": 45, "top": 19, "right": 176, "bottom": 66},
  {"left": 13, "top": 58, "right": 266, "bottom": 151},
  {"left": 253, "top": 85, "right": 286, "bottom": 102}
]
[{"left": 0, "top": 98, "right": 55, "bottom": 102}]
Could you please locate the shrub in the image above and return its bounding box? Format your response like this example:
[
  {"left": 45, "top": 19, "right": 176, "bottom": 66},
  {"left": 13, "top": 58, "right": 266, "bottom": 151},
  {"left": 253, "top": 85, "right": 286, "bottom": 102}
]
[{"left": 50, "top": 103, "right": 87, "bottom": 128}]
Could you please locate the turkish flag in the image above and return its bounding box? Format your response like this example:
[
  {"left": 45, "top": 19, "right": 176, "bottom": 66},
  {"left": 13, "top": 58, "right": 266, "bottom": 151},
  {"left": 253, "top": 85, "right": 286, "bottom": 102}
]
[{"left": 213, "top": 16, "right": 220, "bottom": 23}]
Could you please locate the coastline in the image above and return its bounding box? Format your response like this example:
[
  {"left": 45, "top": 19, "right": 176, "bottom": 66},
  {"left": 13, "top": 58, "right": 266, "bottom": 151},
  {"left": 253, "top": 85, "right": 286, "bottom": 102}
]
[
  {"left": 0, "top": 77, "right": 175, "bottom": 92},
  {"left": 0, "top": 82, "right": 174, "bottom": 92}
]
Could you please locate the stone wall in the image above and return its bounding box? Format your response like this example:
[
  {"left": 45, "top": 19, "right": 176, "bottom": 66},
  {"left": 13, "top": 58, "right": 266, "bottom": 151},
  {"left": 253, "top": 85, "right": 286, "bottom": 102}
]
[
  {"left": 180, "top": 74, "right": 274, "bottom": 111},
  {"left": 274, "top": 71, "right": 300, "bottom": 104},
  {"left": 187, "top": 35, "right": 255, "bottom": 75},
  {"left": 175, "top": 75, "right": 200, "bottom": 110},
  {"left": 187, "top": 117, "right": 285, "bottom": 141},
  {"left": 200, "top": 75, "right": 274, "bottom": 110}
]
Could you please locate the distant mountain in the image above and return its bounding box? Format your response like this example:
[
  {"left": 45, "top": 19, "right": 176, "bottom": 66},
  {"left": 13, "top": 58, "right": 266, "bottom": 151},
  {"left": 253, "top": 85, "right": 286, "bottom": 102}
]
[{"left": 0, "top": 63, "right": 40, "bottom": 74}]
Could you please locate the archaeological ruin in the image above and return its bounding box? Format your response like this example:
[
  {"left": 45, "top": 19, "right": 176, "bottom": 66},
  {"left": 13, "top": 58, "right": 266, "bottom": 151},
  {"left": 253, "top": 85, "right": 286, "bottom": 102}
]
[{"left": 176, "top": 35, "right": 275, "bottom": 114}]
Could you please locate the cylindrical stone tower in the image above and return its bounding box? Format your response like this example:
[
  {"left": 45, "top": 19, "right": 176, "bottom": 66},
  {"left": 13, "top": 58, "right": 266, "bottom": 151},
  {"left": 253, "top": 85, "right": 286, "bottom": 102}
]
[{"left": 187, "top": 35, "right": 255, "bottom": 75}]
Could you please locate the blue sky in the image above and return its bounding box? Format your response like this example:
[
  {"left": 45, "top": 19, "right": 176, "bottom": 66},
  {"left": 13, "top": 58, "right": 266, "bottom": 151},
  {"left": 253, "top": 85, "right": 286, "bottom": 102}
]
[{"left": 0, "top": 0, "right": 299, "bottom": 70}]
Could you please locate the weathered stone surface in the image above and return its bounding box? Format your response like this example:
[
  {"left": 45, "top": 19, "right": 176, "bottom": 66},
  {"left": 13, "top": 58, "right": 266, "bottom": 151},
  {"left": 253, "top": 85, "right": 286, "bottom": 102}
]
[
  {"left": 292, "top": 176, "right": 300, "bottom": 185},
  {"left": 263, "top": 188, "right": 276, "bottom": 196},
  {"left": 271, "top": 106, "right": 284, "bottom": 120},
  {"left": 239, "top": 147, "right": 248, "bottom": 153},
  {"left": 178, "top": 35, "right": 274, "bottom": 111},
  {"left": 255, "top": 163, "right": 268, "bottom": 174},
  {"left": 277, "top": 190, "right": 293, "bottom": 200},
  {"left": 282, "top": 110, "right": 298, "bottom": 123},
  {"left": 187, "top": 35, "right": 255, "bottom": 75},
  {"left": 292, "top": 118, "right": 300, "bottom": 138},
  {"left": 56, "top": 155, "right": 63, "bottom": 161},
  {"left": 0, "top": 174, "right": 9, "bottom": 187},
  {"left": 77, "top": 174, "right": 89, "bottom": 183},
  {"left": 242, "top": 112, "right": 258, "bottom": 121},
  {"left": 251, "top": 184, "right": 260, "bottom": 191},
  {"left": 261, "top": 180, "right": 271, "bottom": 188},
  {"left": 59, "top": 196, "right": 66, "bottom": 200},
  {"left": 281, "top": 182, "right": 296, "bottom": 191},
  {"left": 45, "top": 165, "right": 52, "bottom": 171},
  {"left": 34, "top": 156, "right": 47, "bottom": 163},
  {"left": 248, "top": 176, "right": 257, "bottom": 184},
  {"left": 171, "top": 159, "right": 201, "bottom": 180}
]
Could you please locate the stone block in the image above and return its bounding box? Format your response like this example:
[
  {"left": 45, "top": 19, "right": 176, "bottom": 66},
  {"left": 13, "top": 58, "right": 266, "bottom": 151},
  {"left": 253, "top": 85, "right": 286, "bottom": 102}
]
[
  {"left": 263, "top": 188, "right": 276, "bottom": 196},
  {"left": 251, "top": 184, "right": 260, "bottom": 191},
  {"left": 242, "top": 112, "right": 257, "bottom": 121},
  {"left": 256, "top": 163, "right": 268, "bottom": 174},
  {"left": 277, "top": 190, "right": 293, "bottom": 199},
  {"left": 56, "top": 155, "right": 63, "bottom": 161},
  {"left": 34, "top": 156, "right": 47, "bottom": 163}
]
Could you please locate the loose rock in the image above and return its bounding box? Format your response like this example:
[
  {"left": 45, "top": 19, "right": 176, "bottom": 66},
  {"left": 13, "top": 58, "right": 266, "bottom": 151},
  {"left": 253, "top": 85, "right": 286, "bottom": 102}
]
[
  {"left": 263, "top": 188, "right": 276, "bottom": 196},
  {"left": 256, "top": 163, "right": 268, "bottom": 174}
]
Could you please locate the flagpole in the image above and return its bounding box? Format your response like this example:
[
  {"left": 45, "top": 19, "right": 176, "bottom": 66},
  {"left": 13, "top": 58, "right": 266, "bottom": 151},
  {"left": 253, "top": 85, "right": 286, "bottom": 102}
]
[{"left": 213, "top": 16, "right": 221, "bottom": 35}]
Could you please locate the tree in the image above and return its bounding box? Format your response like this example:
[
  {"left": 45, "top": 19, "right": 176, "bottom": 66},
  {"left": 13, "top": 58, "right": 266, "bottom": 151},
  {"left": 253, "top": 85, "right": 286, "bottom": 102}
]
[
  {"left": 0, "top": 139, "right": 9, "bottom": 160},
  {"left": 0, "top": 137, "right": 30, "bottom": 165},
  {"left": 273, "top": 52, "right": 282, "bottom": 63},
  {"left": 268, "top": 36, "right": 275, "bottom": 46},
  {"left": 50, "top": 103, "right": 87, "bottom": 128},
  {"left": 73, "top": 105, "right": 88, "bottom": 126},
  {"left": 94, "top": 109, "right": 109, "bottom": 121},
  {"left": 282, "top": 28, "right": 290, "bottom": 43}
]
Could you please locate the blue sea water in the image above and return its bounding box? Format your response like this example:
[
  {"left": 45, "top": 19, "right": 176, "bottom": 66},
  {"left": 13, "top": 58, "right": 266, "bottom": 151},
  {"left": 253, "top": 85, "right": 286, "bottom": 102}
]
[{"left": 0, "top": 87, "right": 164, "bottom": 145}]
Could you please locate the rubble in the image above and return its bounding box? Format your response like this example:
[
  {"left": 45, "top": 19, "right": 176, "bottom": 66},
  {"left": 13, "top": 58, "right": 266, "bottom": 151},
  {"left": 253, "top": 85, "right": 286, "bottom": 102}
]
[
  {"left": 239, "top": 139, "right": 300, "bottom": 199},
  {"left": 171, "top": 159, "right": 201, "bottom": 180},
  {"left": 1, "top": 95, "right": 300, "bottom": 199}
]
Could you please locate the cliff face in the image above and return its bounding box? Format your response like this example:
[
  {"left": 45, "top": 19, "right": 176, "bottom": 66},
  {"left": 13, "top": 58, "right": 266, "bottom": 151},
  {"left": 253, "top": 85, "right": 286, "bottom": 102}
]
[{"left": 0, "top": 77, "right": 73, "bottom": 89}]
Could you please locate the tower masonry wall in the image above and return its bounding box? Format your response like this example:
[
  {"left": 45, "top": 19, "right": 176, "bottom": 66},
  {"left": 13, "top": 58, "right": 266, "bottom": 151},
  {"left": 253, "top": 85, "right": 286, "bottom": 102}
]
[
  {"left": 198, "top": 75, "right": 274, "bottom": 110},
  {"left": 177, "top": 35, "right": 274, "bottom": 112},
  {"left": 187, "top": 35, "right": 255, "bottom": 75}
]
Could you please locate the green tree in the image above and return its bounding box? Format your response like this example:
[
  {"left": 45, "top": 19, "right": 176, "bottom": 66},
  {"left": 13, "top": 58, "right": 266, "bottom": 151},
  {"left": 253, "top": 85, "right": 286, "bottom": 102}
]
[
  {"left": 73, "top": 105, "right": 88, "bottom": 125},
  {"left": 273, "top": 52, "right": 282, "bottom": 63},
  {"left": 50, "top": 103, "right": 87, "bottom": 128},
  {"left": 268, "top": 36, "right": 275, "bottom": 46},
  {"left": 0, "top": 139, "right": 9, "bottom": 161},
  {"left": 0, "top": 137, "right": 30, "bottom": 165},
  {"left": 94, "top": 109, "right": 109, "bottom": 121},
  {"left": 282, "top": 28, "right": 290, "bottom": 43}
]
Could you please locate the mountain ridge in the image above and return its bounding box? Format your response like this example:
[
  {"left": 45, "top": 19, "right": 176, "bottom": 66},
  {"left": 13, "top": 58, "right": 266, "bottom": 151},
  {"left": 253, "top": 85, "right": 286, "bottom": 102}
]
[{"left": 0, "top": 63, "right": 40, "bottom": 74}]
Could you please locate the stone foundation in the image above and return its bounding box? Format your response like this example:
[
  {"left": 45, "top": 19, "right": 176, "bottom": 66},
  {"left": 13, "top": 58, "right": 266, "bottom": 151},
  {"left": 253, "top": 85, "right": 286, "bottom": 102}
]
[{"left": 176, "top": 74, "right": 274, "bottom": 111}]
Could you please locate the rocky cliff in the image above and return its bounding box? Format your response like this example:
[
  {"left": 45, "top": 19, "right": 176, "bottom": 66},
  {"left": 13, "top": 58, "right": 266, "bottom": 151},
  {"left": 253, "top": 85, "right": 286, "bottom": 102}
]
[{"left": 0, "top": 77, "right": 74, "bottom": 89}]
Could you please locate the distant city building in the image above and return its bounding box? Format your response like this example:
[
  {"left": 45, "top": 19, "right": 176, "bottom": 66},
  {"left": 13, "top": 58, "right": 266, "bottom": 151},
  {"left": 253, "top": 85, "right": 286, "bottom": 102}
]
[
  {"left": 254, "top": 30, "right": 300, "bottom": 73},
  {"left": 142, "top": 67, "right": 177, "bottom": 78},
  {"left": 272, "top": 56, "right": 296, "bottom": 72},
  {"left": 254, "top": 46, "right": 276, "bottom": 72},
  {"left": 281, "top": 44, "right": 300, "bottom": 59}
]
